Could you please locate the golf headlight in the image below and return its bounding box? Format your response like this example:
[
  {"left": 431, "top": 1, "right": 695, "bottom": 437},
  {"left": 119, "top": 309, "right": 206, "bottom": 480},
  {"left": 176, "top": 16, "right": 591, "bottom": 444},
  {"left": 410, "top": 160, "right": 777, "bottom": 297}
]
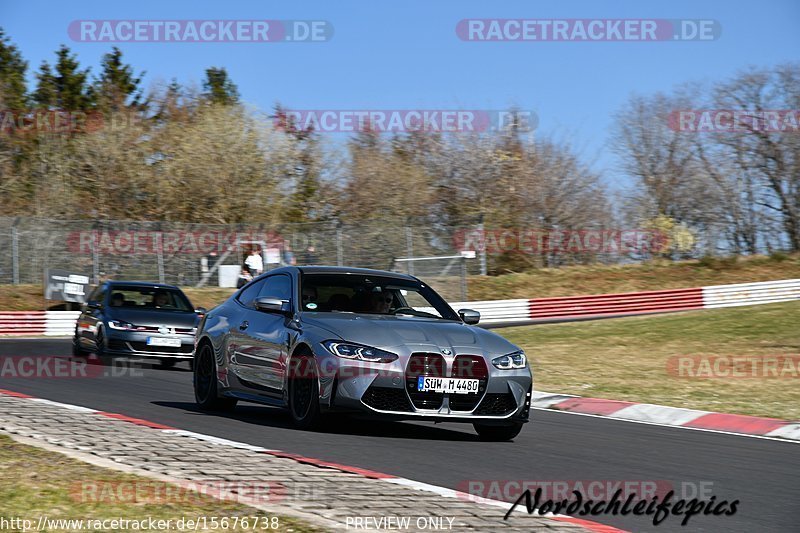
[
  {"left": 323, "top": 341, "right": 398, "bottom": 363},
  {"left": 492, "top": 350, "right": 527, "bottom": 370},
  {"left": 108, "top": 320, "right": 136, "bottom": 331}
]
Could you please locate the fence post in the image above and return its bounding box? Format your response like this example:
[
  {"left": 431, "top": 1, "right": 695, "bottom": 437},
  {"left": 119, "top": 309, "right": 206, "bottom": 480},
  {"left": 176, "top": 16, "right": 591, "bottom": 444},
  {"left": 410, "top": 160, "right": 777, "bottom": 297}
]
[
  {"left": 405, "top": 226, "right": 414, "bottom": 276},
  {"left": 11, "top": 225, "right": 19, "bottom": 284},
  {"left": 156, "top": 233, "right": 166, "bottom": 284},
  {"left": 336, "top": 225, "right": 344, "bottom": 266},
  {"left": 460, "top": 256, "right": 468, "bottom": 301},
  {"left": 91, "top": 231, "right": 100, "bottom": 284},
  {"left": 477, "top": 220, "right": 487, "bottom": 276}
]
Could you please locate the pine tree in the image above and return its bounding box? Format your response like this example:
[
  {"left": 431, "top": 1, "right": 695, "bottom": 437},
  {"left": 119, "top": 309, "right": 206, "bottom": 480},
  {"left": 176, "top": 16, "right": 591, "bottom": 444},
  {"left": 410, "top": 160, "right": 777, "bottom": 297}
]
[
  {"left": 32, "top": 61, "right": 57, "bottom": 108},
  {"left": 0, "top": 28, "right": 28, "bottom": 110},
  {"left": 90, "top": 47, "right": 144, "bottom": 113},
  {"left": 202, "top": 67, "right": 239, "bottom": 105},
  {"left": 33, "top": 45, "right": 92, "bottom": 111}
]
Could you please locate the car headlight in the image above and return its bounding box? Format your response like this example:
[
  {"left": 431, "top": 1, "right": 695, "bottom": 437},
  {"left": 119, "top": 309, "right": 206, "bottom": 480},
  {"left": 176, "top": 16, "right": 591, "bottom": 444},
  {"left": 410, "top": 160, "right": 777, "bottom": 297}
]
[
  {"left": 323, "top": 341, "right": 398, "bottom": 363},
  {"left": 108, "top": 320, "right": 136, "bottom": 331},
  {"left": 492, "top": 350, "right": 527, "bottom": 370}
]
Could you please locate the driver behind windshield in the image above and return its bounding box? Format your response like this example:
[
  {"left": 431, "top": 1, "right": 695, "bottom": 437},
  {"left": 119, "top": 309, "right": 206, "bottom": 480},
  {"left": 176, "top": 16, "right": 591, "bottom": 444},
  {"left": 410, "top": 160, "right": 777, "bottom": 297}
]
[
  {"left": 152, "top": 291, "right": 170, "bottom": 308},
  {"left": 368, "top": 289, "right": 393, "bottom": 314}
]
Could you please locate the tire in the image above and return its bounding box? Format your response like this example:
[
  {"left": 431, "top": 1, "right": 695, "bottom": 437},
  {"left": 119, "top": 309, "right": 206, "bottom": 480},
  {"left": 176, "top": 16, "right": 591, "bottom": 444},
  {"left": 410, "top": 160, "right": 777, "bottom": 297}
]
[
  {"left": 72, "top": 332, "right": 88, "bottom": 357},
  {"left": 288, "top": 355, "right": 323, "bottom": 430},
  {"left": 473, "top": 422, "right": 524, "bottom": 442},
  {"left": 194, "top": 342, "right": 237, "bottom": 411},
  {"left": 93, "top": 326, "right": 106, "bottom": 357}
]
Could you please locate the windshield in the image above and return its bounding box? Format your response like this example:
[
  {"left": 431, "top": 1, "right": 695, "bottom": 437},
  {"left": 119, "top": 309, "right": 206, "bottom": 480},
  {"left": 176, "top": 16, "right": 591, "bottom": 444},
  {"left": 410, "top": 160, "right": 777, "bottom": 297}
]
[
  {"left": 300, "top": 273, "right": 459, "bottom": 320},
  {"left": 107, "top": 286, "right": 194, "bottom": 313}
]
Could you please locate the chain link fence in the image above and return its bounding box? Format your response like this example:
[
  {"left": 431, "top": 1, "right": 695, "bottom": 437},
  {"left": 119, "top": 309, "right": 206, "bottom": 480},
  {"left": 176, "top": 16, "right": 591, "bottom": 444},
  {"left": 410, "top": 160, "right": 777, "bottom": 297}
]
[
  {"left": 1, "top": 216, "right": 748, "bottom": 302},
  {"left": 0, "top": 217, "right": 491, "bottom": 301}
]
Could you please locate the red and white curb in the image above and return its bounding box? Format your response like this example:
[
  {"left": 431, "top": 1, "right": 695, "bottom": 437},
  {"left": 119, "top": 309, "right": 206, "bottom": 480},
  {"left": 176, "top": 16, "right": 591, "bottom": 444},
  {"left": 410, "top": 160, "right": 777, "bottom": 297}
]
[
  {"left": 0, "top": 388, "right": 623, "bottom": 533},
  {"left": 531, "top": 391, "right": 800, "bottom": 441}
]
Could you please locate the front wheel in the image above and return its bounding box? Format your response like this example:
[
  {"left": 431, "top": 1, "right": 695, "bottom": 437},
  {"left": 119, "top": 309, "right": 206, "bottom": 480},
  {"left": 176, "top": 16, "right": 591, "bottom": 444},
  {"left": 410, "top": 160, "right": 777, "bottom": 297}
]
[
  {"left": 473, "top": 422, "right": 524, "bottom": 441},
  {"left": 194, "top": 343, "right": 237, "bottom": 411},
  {"left": 288, "top": 355, "right": 323, "bottom": 430},
  {"left": 93, "top": 326, "right": 106, "bottom": 357},
  {"left": 72, "top": 332, "right": 88, "bottom": 357}
]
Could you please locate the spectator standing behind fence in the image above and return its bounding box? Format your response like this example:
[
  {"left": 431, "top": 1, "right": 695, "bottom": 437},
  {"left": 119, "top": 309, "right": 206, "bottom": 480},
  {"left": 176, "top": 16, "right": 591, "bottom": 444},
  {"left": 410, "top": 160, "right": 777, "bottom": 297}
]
[
  {"left": 237, "top": 268, "right": 253, "bottom": 288},
  {"left": 245, "top": 249, "right": 263, "bottom": 276},
  {"left": 282, "top": 240, "right": 297, "bottom": 266},
  {"left": 301, "top": 245, "right": 318, "bottom": 265}
]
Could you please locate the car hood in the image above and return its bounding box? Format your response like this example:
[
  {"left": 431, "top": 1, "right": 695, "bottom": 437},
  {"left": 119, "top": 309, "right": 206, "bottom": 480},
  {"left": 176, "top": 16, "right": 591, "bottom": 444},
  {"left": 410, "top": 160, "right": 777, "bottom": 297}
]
[
  {"left": 300, "top": 313, "right": 519, "bottom": 355},
  {"left": 107, "top": 308, "right": 200, "bottom": 329}
]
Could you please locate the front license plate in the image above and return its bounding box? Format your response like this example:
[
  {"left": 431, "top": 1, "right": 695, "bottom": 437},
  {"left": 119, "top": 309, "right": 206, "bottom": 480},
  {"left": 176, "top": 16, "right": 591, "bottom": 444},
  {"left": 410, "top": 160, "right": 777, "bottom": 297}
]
[
  {"left": 416, "top": 376, "right": 480, "bottom": 394},
  {"left": 146, "top": 337, "right": 182, "bottom": 348}
]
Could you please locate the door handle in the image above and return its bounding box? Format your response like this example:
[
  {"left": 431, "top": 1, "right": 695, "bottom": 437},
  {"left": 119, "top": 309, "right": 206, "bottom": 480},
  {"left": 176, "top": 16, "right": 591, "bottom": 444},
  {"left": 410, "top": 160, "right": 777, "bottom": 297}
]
[{"left": 239, "top": 321, "right": 249, "bottom": 331}]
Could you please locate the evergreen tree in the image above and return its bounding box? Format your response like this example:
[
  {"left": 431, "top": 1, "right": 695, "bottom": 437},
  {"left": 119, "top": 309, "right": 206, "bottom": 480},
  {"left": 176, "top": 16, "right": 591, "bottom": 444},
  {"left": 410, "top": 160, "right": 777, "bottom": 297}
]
[
  {"left": 32, "top": 61, "right": 57, "bottom": 108},
  {"left": 0, "top": 28, "right": 28, "bottom": 110},
  {"left": 202, "top": 67, "right": 239, "bottom": 105},
  {"left": 90, "top": 47, "right": 144, "bottom": 112},
  {"left": 33, "top": 46, "right": 92, "bottom": 111}
]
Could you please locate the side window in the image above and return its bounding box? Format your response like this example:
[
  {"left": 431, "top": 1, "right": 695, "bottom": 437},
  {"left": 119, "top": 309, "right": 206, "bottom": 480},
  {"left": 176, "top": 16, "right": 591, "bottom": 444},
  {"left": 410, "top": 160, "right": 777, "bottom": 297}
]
[
  {"left": 89, "top": 286, "right": 106, "bottom": 304},
  {"left": 258, "top": 275, "right": 293, "bottom": 302},
  {"left": 237, "top": 279, "right": 266, "bottom": 309}
]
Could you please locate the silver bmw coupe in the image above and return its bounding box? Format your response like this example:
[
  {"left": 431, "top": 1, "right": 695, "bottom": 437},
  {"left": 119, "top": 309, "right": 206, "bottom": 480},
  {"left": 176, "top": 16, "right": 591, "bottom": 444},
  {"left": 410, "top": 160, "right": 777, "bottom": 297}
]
[{"left": 193, "top": 266, "right": 532, "bottom": 440}]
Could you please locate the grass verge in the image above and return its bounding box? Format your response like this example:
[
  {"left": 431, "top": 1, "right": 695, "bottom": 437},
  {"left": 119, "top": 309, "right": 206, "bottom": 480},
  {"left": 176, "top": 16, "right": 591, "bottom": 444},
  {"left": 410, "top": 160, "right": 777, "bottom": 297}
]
[
  {"left": 0, "top": 433, "right": 319, "bottom": 532},
  {"left": 500, "top": 300, "right": 800, "bottom": 420}
]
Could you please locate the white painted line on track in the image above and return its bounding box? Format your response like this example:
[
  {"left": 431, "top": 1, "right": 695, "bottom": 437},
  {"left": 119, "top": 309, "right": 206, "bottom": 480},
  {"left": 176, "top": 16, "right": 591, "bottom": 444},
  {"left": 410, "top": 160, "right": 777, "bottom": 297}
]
[
  {"left": 533, "top": 407, "right": 800, "bottom": 444},
  {"left": 28, "top": 398, "right": 98, "bottom": 413},
  {"left": 161, "top": 429, "right": 275, "bottom": 452}
]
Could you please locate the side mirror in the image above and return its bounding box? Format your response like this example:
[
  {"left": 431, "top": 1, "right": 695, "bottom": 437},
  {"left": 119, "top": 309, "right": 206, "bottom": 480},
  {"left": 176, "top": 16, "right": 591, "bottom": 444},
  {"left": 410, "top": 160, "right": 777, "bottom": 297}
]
[
  {"left": 195, "top": 307, "right": 207, "bottom": 315},
  {"left": 458, "top": 308, "right": 480, "bottom": 325},
  {"left": 255, "top": 297, "right": 292, "bottom": 315}
]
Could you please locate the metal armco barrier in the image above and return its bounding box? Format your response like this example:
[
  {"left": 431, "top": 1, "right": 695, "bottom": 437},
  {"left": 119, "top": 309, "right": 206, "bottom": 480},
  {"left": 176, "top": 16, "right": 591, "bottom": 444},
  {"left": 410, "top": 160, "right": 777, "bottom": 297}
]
[
  {"left": 1, "top": 279, "right": 798, "bottom": 335},
  {"left": 702, "top": 279, "right": 800, "bottom": 309},
  {"left": 0, "top": 312, "right": 48, "bottom": 335}
]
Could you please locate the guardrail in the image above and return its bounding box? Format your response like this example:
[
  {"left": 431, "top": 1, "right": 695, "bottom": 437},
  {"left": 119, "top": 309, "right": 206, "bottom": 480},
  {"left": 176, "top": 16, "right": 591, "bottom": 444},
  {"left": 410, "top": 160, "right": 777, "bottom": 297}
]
[
  {"left": 1, "top": 279, "right": 798, "bottom": 335},
  {"left": 445, "top": 278, "right": 799, "bottom": 327}
]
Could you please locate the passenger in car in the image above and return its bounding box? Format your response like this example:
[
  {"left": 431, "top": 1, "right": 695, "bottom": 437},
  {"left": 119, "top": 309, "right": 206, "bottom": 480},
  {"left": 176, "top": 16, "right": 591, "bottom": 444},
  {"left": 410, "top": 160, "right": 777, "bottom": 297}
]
[{"left": 326, "top": 293, "right": 351, "bottom": 311}]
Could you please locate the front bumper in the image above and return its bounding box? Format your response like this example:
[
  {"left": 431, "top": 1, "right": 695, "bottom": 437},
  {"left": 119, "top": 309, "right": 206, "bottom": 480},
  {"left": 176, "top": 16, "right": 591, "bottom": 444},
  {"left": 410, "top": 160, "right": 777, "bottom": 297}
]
[
  {"left": 324, "top": 356, "right": 532, "bottom": 423},
  {"left": 105, "top": 331, "right": 195, "bottom": 359}
]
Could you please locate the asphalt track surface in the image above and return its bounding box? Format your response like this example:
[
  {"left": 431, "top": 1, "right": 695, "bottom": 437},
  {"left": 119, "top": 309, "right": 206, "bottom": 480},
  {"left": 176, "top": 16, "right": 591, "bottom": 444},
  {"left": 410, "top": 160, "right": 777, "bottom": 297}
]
[{"left": 1, "top": 339, "right": 798, "bottom": 532}]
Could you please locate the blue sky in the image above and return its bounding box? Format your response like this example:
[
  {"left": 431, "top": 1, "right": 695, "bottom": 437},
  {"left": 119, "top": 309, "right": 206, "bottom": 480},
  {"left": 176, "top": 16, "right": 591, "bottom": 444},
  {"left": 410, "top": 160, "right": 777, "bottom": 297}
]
[{"left": 2, "top": 0, "right": 799, "bottom": 193}]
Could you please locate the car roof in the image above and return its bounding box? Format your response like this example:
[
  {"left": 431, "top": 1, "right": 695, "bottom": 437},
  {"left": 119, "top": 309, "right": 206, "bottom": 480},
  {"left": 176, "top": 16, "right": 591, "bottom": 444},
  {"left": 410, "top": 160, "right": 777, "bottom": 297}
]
[
  {"left": 106, "top": 280, "right": 181, "bottom": 290},
  {"left": 296, "top": 265, "right": 418, "bottom": 281}
]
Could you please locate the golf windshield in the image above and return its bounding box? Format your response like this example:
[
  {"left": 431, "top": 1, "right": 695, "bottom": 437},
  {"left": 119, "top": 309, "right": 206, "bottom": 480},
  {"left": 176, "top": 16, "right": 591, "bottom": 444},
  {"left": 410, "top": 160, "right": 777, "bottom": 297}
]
[
  {"left": 107, "top": 286, "right": 194, "bottom": 312},
  {"left": 300, "top": 274, "right": 459, "bottom": 320}
]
